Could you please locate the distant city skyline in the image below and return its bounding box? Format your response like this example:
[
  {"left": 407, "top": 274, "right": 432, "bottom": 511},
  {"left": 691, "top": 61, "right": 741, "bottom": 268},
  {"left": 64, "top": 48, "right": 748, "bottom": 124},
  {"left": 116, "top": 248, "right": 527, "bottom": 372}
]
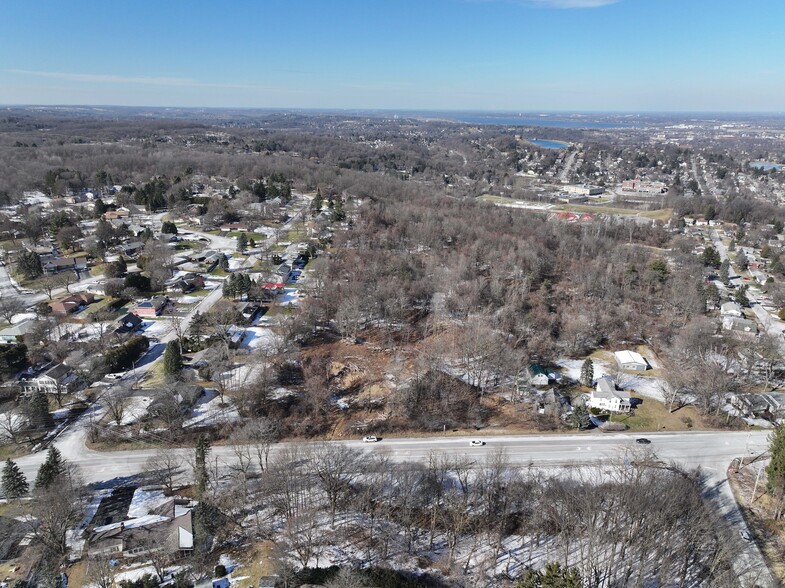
[{"left": 2, "top": 0, "right": 784, "bottom": 112}]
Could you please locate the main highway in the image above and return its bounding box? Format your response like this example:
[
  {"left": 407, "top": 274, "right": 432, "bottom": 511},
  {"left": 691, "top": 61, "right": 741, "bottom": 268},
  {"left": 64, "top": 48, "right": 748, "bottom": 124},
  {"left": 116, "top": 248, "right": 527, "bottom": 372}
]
[{"left": 11, "top": 428, "right": 776, "bottom": 587}]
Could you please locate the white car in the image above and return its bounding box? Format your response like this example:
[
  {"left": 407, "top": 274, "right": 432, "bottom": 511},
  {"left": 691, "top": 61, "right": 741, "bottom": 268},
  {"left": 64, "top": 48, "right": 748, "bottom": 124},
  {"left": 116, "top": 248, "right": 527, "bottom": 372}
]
[
  {"left": 363, "top": 435, "right": 380, "bottom": 443},
  {"left": 105, "top": 373, "right": 124, "bottom": 381},
  {"left": 739, "top": 529, "right": 753, "bottom": 541},
  {"left": 469, "top": 440, "right": 485, "bottom": 447}
]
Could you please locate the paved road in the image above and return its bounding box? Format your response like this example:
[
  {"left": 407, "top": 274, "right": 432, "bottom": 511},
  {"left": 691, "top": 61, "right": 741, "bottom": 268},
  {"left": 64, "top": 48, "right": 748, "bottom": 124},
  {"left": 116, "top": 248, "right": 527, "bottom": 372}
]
[
  {"left": 11, "top": 427, "right": 776, "bottom": 585},
  {"left": 14, "top": 429, "right": 770, "bottom": 486}
]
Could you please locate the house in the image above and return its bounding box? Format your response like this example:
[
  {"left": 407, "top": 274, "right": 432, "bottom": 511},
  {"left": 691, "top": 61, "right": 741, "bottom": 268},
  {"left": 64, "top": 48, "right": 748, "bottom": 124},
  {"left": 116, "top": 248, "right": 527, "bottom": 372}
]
[
  {"left": 720, "top": 301, "right": 744, "bottom": 318},
  {"left": 275, "top": 263, "right": 292, "bottom": 278},
  {"left": 234, "top": 301, "right": 261, "bottom": 322},
  {"left": 20, "top": 362, "right": 80, "bottom": 396},
  {"left": 167, "top": 273, "right": 205, "bottom": 294},
  {"left": 589, "top": 376, "right": 631, "bottom": 413},
  {"left": 614, "top": 350, "right": 648, "bottom": 372},
  {"left": 87, "top": 494, "right": 194, "bottom": 561},
  {"left": 115, "top": 313, "right": 143, "bottom": 334},
  {"left": 133, "top": 296, "right": 169, "bottom": 317},
  {"left": 42, "top": 257, "right": 87, "bottom": 275},
  {"left": 528, "top": 364, "right": 551, "bottom": 387},
  {"left": 0, "top": 319, "right": 38, "bottom": 344},
  {"left": 219, "top": 222, "right": 248, "bottom": 232},
  {"left": 103, "top": 207, "right": 130, "bottom": 220},
  {"left": 120, "top": 241, "right": 145, "bottom": 258},
  {"left": 731, "top": 393, "right": 785, "bottom": 419},
  {"left": 722, "top": 316, "right": 758, "bottom": 335},
  {"left": 50, "top": 292, "right": 95, "bottom": 316}
]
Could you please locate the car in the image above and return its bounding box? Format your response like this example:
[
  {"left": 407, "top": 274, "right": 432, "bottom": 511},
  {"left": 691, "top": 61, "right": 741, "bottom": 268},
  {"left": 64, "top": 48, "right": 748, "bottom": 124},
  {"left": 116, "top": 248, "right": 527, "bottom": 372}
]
[
  {"left": 739, "top": 529, "right": 753, "bottom": 541},
  {"left": 363, "top": 435, "right": 380, "bottom": 443},
  {"left": 635, "top": 438, "right": 651, "bottom": 444},
  {"left": 105, "top": 373, "right": 125, "bottom": 381},
  {"left": 469, "top": 440, "right": 485, "bottom": 447}
]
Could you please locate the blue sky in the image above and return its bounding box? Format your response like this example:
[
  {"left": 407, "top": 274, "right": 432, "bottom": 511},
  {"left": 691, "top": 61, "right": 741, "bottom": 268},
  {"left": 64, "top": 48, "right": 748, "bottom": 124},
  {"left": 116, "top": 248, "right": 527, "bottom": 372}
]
[{"left": 1, "top": 0, "right": 784, "bottom": 111}]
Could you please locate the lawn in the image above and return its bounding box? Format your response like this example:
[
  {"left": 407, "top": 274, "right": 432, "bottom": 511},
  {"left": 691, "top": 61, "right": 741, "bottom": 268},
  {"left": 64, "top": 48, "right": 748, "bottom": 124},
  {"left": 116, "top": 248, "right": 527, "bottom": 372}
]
[{"left": 614, "top": 397, "right": 704, "bottom": 432}]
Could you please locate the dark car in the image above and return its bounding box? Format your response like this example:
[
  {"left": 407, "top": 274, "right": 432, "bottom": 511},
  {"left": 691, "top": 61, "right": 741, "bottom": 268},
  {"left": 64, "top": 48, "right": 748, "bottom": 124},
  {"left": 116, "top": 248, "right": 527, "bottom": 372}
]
[{"left": 635, "top": 438, "right": 651, "bottom": 444}]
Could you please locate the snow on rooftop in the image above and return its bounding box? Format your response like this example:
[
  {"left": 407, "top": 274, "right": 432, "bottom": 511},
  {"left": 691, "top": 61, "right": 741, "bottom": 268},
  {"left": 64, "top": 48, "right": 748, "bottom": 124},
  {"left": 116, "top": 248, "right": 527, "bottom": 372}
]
[
  {"left": 127, "top": 488, "right": 170, "bottom": 518},
  {"left": 93, "top": 514, "right": 169, "bottom": 534}
]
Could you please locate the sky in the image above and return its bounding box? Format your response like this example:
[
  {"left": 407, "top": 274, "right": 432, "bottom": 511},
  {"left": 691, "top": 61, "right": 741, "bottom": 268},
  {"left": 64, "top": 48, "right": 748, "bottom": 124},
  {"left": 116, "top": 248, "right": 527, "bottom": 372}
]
[{"left": 1, "top": 0, "right": 784, "bottom": 112}]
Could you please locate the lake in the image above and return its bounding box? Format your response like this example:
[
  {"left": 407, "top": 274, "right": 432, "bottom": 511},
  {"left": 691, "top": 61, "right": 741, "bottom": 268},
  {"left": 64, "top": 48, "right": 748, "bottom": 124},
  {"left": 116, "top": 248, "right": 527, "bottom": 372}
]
[
  {"left": 750, "top": 161, "right": 783, "bottom": 170},
  {"left": 529, "top": 139, "right": 569, "bottom": 149}
]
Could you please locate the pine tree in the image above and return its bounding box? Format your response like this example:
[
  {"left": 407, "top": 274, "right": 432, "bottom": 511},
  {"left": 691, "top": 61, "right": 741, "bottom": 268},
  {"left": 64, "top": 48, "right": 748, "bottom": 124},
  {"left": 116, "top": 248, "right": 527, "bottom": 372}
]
[
  {"left": 236, "top": 232, "right": 248, "bottom": 252},
  {"left": 219, "top": 253, "right": 230, "bottom": 272},
  {"left": 35, "top": 446, "right": 65, "bottom": 491},
  {"left": 719, "top": 259, "right": 730, "bottom": 285},
  {"left": 25, "top": 389, "right": 54, "bottom": 429},
  {"left": 580, "top": 359, "right": 594, "bottom": 387},
  {"left": 162, "top": 340, "right": 183, "bottom": 376},
  {"left": 1, "top": 458, "right": 29, "bottom": 500},
  {"left": 194, "top": 434, "right": 211, "bottom": 499}
]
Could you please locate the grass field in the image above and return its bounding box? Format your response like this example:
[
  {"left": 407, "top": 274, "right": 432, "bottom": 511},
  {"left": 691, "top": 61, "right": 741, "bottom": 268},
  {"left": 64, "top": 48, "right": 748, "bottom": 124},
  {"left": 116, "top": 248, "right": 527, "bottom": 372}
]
[{"left": 477, "top": 194, "right": 673, "bottom": 222}]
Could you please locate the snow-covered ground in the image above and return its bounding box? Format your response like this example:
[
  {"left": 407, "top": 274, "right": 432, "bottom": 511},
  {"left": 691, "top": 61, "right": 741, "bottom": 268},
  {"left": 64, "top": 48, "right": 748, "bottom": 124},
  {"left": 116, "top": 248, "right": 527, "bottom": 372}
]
[
  {"left": 556, "top": 358, "right": 665, "bottom": 402},
  {"left": 141, "top": 320, "right": 172, "bottom": 338},
  {"left": 114, "top": 396, "right": 152, "bottom": 426},
  {"left": 239, "top": 326, "right": 281, "bottom": 351},
  {"left": 277, "top": 287, "right": 300, "bottom": 306},
  {"left": 183, "top": 389, "right": 239, "bottom": 428},
  {"left": 10, "top": 312, "right": 36, "bottom": 324},
  {"left": 175, "top": 295, "right": 203, "bottom": 305}
]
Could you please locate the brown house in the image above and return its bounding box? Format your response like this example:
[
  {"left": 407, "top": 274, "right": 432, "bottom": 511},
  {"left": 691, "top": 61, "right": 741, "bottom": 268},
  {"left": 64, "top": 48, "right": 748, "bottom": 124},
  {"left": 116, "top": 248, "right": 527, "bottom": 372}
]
[{"left": 50, "top": 292, "right": 95, "bottom": 315}]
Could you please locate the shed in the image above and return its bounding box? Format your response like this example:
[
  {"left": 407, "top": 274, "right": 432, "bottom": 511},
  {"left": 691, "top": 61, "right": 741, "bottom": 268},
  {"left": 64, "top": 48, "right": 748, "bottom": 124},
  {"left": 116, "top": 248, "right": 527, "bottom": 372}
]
[{"left": 614, "top": 350, "right": 648, "bottom": 372}]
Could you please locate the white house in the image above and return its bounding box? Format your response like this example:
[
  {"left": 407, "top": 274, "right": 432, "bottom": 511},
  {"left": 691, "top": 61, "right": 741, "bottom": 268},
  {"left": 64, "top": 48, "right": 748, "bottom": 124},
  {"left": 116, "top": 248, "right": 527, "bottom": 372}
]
[
  {"left": 720, "top": 301, "right": 743, "bottom": 318},
  {"left": 590, "top": 377, "right": 631, "bottom": 413},
  {"left": 614, "top": 350, "right": 648, "bottom": 372},
  {"left": 722, "top": 316, "right": 758, "bottom": 335}
]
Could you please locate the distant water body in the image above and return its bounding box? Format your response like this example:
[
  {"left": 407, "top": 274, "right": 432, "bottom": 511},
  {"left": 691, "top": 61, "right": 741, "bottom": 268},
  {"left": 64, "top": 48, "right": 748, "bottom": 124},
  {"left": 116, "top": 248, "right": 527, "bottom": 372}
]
[
  {"left": 529, "top": 139, "right": 569, "bottom": 149},
  {"left": 452, "top": 115, "right": 626, "bottom": 129},
  {"left": 750, "top": 161, "right": 783, "bottom": 170}
]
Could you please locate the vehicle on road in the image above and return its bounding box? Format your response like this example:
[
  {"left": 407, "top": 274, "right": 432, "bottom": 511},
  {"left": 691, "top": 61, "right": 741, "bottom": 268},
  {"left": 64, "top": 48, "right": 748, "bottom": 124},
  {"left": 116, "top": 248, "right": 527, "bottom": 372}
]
[
  {"left": 470, "top": 440, "right": 485, "bottom": 447},
  {"left": 739, "top": 529, "right": 753, "bottom": 541},
  {"left": 105, "top": 373, "right": 124, "bottom": 380},
  {"left": 635, "top": 438, "right": 651, "bottom": 444},
  {"left": 363, "top": 435, "right": 380, "bottom": 443}
]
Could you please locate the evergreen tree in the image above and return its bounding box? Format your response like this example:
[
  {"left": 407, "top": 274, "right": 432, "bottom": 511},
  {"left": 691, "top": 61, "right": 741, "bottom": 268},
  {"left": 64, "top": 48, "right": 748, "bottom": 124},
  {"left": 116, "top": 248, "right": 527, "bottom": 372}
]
[
  {"left": 736, "top": 251, "right": 749, "bottom": 271},
  {"left": 1, "top": 458, "right": 29, "bottom": 500},
  {"left": 515, "top": 563, "right": 582, "bottom": 588},
  {"left": 719, "top": 259, "right": 730, "bottom": 285},
  {"left": 701, "top": 246, "right": 721, "bottom": 268},
  {"left": 767, "top": 424, "right": 785, "bottom": 519},
  {"left": 580, "top": 359, "right": 594, "bottom": 387},
  {"left": 17, "top": 251, "right": 43, "bottom": 280},
  {"left": 311, "top": 189, "right": 324, "bottom": 217},
  {"left": 162, "top": 340, "right": 183, "bottom": 376},
  {"left": 194, "top": 434, "right": 211, "bottom": 499},
  {"left": 218, "top": 253, "right": 230, "bottom": 272},
  {"left": 34, "top": 446, "right": 65, "bottom": 491},
  {"left": 569, "top": 404, "right": 591, "bottom": 430},
  {"left": 236, "top": 232, "right": 248, "bottom": 253},
  {"left": 25, "top": 389, "right": 54, "bottom": 429},
  {"left": 735, "top": 284, "right": 750, "bottom": 306}
]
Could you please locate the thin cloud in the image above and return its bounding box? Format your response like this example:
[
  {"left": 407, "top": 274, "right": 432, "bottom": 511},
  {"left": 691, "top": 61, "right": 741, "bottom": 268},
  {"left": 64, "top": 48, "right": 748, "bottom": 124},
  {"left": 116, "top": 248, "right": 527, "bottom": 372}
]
[
  {"left": 530, "top": 0, "right": 619, "bottom": 6},
  {"left": 466, "top": 0, "right": 620, "bottom": 7},
  {"left": 7, "top": 69, "right": 260, "bottom": 90}
]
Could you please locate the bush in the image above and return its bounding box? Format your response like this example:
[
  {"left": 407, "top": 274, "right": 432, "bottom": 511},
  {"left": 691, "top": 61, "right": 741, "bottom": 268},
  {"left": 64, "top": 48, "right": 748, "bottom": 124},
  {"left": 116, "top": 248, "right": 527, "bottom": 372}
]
[
  {"left": 214, "top": 564, "right": 227, "bottom": 578},
  {"left": 104, "top": 334, "right": 149, "bottom": 372},
  {"left": 125, "top": 272, "right": 152, "bottom": 292}
]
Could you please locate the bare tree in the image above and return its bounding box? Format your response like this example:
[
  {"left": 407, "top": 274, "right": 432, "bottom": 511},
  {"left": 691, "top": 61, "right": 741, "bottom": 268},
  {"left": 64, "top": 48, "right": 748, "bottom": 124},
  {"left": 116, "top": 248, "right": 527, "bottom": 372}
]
[
  {"left": 0, "top": 296, "right": 26, "bottom": 324},
  {"left": 144, "top": 447, "right": 186, "bottom": 494},
  {"left": 86, "top": 556, "right": 115, "bottom": 588}
]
